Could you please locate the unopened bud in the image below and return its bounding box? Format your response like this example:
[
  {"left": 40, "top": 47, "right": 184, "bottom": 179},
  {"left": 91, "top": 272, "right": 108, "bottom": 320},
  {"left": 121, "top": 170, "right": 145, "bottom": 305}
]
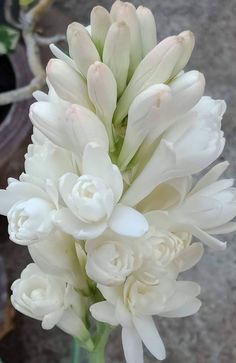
[
  {"left": 136, "top": 6, "right": 157, "bottom": 56},
  {"left": 67, "top": 22, "right": 100, "bottom": 77}
]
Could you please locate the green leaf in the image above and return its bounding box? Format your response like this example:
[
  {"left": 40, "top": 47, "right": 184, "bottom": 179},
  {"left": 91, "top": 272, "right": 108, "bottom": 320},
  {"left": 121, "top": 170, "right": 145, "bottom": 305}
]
[
  {"left": 19, "top": 0, "right": 35, "bottom": 6},
  {"left": 0, "top": 25, "right": 20, "bottom": 55}
]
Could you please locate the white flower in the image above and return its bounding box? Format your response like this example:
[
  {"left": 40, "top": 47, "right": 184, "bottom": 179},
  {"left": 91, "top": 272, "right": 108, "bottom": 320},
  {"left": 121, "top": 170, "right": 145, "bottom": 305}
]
[
  {"left": 0, "top": 179, "right": 56, "bottom": 245},
  {"left": 122, "top": 96, "right": 226, "bottom": 207},
  {"left": 133, "top": 215, "right": 203, "bottom": 285},
  {"left": 166, "top": 162, "right": 236, "bottom": 249},
  {"left": 90, "top": 277, "right": 201, "bottom": 362},
  {"left": 11, "top": 263, "right": 93, "bottom": 350},
  {"left": 85, "top": 230, "right": 142, "bottom": 285},
  {"left": 54, "top": 143, "right": 148, "bottom": 239},
  {"left": 25, "top": 141, "right": 78, "bottom": 184}
]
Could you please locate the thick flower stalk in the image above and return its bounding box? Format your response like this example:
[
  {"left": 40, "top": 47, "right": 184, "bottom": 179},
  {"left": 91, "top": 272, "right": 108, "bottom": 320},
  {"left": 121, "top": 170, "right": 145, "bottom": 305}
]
[{"left": 0, "top": 1, "right": 235, "bottom": 362}]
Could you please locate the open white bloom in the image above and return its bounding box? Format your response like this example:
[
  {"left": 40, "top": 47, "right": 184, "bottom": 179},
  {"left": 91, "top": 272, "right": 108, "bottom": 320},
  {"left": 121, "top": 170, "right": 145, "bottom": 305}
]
[
  {"left": 54, "top": 142, "right": 148, "bottom": 239},
  {"left": 0, "top": 179, "right": 57, "bottom": 245},
  {"left": 91, "top": 277, "right": 201, "bottom": 362},
  {"left": 85, "top": 230, "right": 142, "bottom": 285},
  {"left": 165, "top": 162, "right": 236, "bottom": 249},
  {"left": 11, "top": 263, "right": 93, "bottom": 350}
]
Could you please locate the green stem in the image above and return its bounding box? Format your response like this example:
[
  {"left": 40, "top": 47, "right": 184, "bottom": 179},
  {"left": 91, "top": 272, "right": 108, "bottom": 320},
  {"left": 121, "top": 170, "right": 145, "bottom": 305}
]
[
  {"left": 88, "top": 323, "right": 111, "bottom": 363},
  {"left": 71, "top": 338, "right": 80, "bottom": 363},
  {"left": 71, "top": 323, "right": 112, "bottom": 363}
]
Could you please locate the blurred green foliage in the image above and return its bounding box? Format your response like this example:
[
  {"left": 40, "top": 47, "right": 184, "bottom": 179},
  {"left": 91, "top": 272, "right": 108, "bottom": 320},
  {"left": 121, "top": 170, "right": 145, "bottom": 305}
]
[
  {"left": 19, "top": 0, "right": 35, "bottom": 5},
  {"left": 0, "top": 25, "right": 20, "bottom": 55}
]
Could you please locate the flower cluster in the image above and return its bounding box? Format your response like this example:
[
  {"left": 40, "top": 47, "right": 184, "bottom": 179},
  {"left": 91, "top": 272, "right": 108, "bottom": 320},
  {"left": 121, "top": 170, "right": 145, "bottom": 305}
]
[{"left": 1, "top": 1, "right": 235, "bottom": 362}]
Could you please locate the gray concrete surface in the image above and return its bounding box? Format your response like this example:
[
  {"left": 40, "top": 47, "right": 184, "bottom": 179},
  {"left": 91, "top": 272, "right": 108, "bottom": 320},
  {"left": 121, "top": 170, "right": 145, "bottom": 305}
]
[{"left": 1, "top": 0, "right": 236, "bottom": 362}]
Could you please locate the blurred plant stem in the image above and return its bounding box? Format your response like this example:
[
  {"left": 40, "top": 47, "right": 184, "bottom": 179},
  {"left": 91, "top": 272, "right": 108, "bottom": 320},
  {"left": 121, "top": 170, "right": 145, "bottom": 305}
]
[{"left": 0, "top": 0, "right": 65, "bottom": 106}]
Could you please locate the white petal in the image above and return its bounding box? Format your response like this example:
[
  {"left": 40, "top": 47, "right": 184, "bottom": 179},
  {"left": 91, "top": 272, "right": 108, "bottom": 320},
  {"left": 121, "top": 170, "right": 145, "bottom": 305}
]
[
  {"left": 163, "top": 281, "right": 200, "bottom": 313},
  {"left": 65, "top": 105, "right": 109, "bottom": 159},
  {"left": 159, "top": 298, "right": 201, "bottom": 318},
  {"left": 190, "top": 161, "right": 229, "bottom": 195},
  {"left": 174, "top": 242, "right": 204, "bottom": 272},
  {"left": 189, "top": 224, "right": 227, "bottom": 250},
  {"left": 90, "top": 302, "right": 118, "bottom": 326},
  {"left": 82, "top": 143, "right": 123, "bottom": 202},
  {"left": 97, "top": 284, "right": 122, "bottom": 305},
  {"left": 205, "top": 222, "right": 236, "bottom": 234},
  {"left": 122, "top": 139, "right": 177, "bottom": 207},
  {"left": 49, "top": 43, "right": 77, "bottom": 70},
  {"left": 0, "top": 181, "right": 47, "bottom": 216},
  {"left": 28, "top": 231, "right": 87, "bottom": 290},
  {"left": 122, "top": 327, "right": 144, "bottom": 363},
  {"left": 109, "top": 204, "right": 148, "bottom": 237},
  {"left": 133, "top": 315, "right": 166, "bottom": 361},
  {"left": 42, "top": 309, "right": 64, "bottom": 329},
  {"left": 54, "top": 208, "right": 107, "bottom": 239}
]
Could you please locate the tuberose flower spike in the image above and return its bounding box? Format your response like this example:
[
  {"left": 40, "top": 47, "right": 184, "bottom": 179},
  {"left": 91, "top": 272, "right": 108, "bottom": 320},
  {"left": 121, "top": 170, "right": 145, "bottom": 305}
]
[{"left": 0, "top": 1, "right": 234, "bottom": 363}]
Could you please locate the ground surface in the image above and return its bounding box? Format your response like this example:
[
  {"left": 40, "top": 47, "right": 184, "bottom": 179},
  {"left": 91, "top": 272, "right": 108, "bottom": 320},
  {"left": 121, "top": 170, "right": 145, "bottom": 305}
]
[{"left": 0, "top": 0, "right": 236, "bottom": 362}]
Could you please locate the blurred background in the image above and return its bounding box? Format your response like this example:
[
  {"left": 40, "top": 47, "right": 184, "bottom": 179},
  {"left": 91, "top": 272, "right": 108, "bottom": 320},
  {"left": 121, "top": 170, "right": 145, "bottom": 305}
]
[{"left": 0, "top": 0, "right": 235, "bottom": 362}]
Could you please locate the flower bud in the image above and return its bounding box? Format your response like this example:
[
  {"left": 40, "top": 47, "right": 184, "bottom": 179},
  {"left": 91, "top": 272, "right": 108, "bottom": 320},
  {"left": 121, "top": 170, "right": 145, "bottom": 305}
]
[
  {"left": 64, "top": 105, "right": 109, "bottom": 161},
  {"left": 169, "top": 70, "right": 205, "bottom": 116},
  {"left": 118, "top": 84, "right": 171, "bottom": 169},
  {"left": 122, "top": 97, "right": 225, "bottom": 207},
  {"left": 136, "top": 6, "right": 157, "bottom": 56},
  {"left": 113, "top": 34, "right": 185, "bottom": 124},
  {"left": 144, "top": 70, "right": 206, "bottom": 146},
  {"left": 171, "top": 30, "right": 195, "bottom": 76},
  {"left": 91, "top": 6, "right": 111, "bottom": 55},
  {"left": 67, "top": 22, "right": 100, "bottom": 77},
  {"left": 46, "top": 59, "right": 93, "bottom": 109},
  {"left": 103, "top": 21, "right": 130, "bottom": 97},
  {"left": 87, "top": 62, "right": 117, "bottom": 150},
  {"left": 113, "top": 2, "right": 142, "bottom": 77},
  {"left": 110, "top": 0, "right": 124, "bottom": 20}
]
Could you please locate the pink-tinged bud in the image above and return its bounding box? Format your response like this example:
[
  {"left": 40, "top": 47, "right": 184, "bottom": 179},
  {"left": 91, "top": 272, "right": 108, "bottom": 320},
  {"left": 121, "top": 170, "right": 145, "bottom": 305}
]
[
  {"left": 136, "top": 6, "right": 157, "bottom": 56},
  {"left": 46, "top": 59, "right": 93, "bottom": 110},
  {"left": 87, "top": 62, "right": 117, "bottom": 150},
  {"left": 67, "top": 22, "right": 100, "bottom": 77},
  {"left": 90, "top": 6, "right": 111, "bottom": 55},
  {"left": 110, "top": 0, "right": 124, "bottom": 20},
  {"left": 172, "top": 30, "right": 195, "bottom": 76},
  {"left": 103, "top": 21, "right": 130, "bottom": 97},
  {"left": 112, "top": 2, "right": 142, "bottom": 78}
]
